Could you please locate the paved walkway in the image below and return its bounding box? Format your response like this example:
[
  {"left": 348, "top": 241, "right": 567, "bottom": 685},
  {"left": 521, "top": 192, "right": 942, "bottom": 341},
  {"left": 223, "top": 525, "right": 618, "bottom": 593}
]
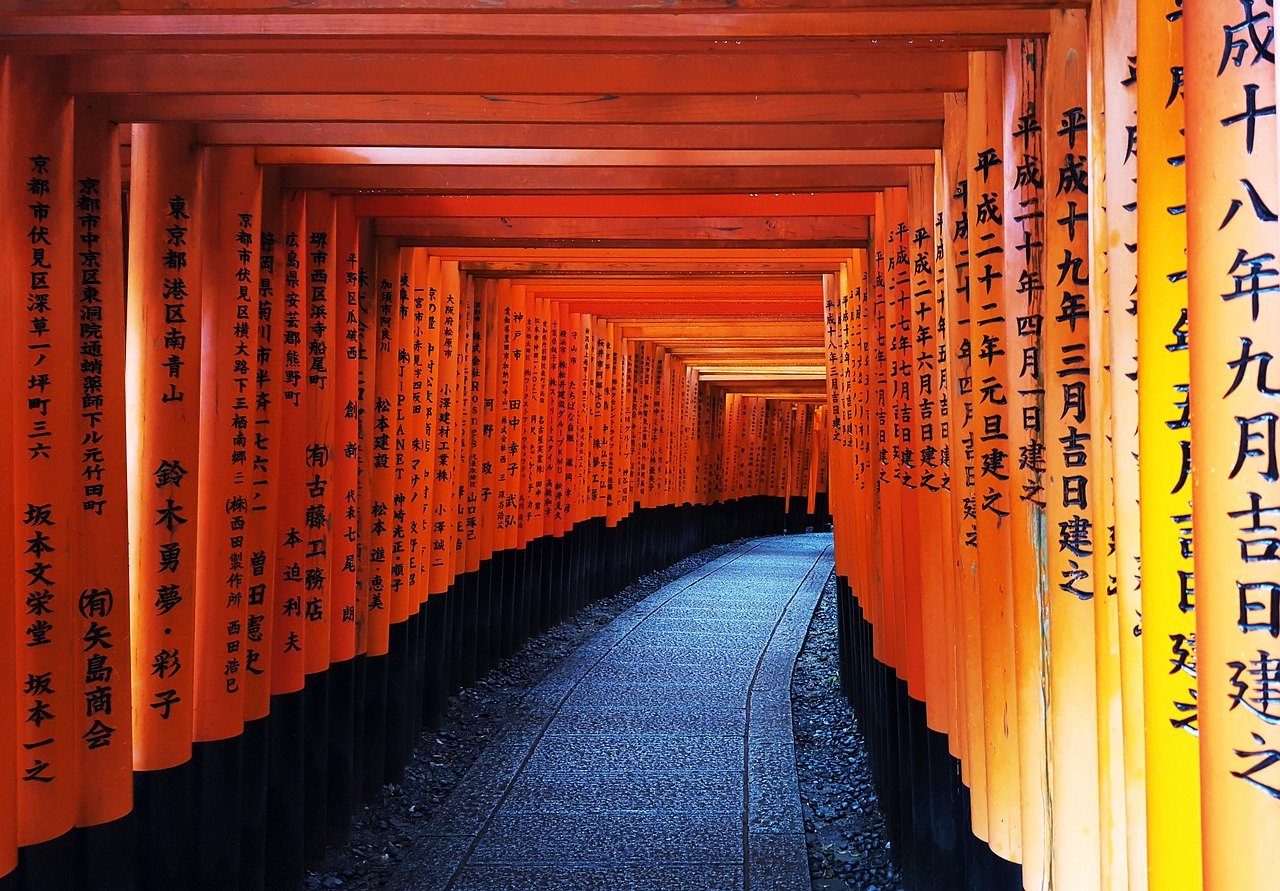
[{"left": 394, "top": 533, "right": 835, "bottom": 891}]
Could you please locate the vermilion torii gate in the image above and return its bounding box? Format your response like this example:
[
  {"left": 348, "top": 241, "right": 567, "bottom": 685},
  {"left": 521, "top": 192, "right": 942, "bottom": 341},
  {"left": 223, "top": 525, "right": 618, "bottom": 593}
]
[{"left": 1, "top": 1, "right": 1278, "bottom": 889}]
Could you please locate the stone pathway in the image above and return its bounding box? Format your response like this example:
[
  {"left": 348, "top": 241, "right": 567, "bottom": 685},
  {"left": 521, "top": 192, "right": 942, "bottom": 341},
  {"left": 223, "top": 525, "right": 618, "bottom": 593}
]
[{"left": 393, "top": 533, "right": 835, "bottom": 891}]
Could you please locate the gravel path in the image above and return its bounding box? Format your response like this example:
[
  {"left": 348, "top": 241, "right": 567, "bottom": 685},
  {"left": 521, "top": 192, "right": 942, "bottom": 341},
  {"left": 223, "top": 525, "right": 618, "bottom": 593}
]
[
  {"left": 306, "top": 538, "right": 749, "bottom": 890},
  {"left": 307, "top": 538, "right": 900, "bottom": 891},
  {"left": 792, "top": 574, "right": 902, "bottom": 891}
]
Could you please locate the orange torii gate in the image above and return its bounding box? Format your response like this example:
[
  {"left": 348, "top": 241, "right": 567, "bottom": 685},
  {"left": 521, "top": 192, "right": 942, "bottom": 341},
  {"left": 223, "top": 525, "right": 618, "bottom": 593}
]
[
  {"left": 0, "top": 69, "right": 832, "bottom": 883},
  {"left": 4, "top": 1, "right": 1280, "bottom": 889}
]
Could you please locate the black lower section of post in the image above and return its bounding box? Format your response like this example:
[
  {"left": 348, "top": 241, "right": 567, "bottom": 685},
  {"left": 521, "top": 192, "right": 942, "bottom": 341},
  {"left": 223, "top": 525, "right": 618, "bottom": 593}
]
[{"left": 833, "top": 574, "right": 1023, "bottom": 891}]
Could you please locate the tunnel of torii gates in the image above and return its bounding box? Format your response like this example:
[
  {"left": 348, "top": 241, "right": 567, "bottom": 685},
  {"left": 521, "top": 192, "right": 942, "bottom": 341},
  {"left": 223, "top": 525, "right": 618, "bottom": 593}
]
[{"left": 0, "top": 0, "right": 1278, "bottom": 890}]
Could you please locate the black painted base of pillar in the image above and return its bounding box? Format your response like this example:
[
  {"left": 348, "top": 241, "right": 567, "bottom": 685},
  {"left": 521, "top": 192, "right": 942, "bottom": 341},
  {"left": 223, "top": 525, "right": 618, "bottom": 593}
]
[{"left": 833, "top": 574, "right": 1023, "bottom": 891}]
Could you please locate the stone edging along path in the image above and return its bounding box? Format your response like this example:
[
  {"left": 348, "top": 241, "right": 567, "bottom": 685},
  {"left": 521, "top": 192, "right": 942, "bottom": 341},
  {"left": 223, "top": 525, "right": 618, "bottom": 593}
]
[{"left": 392, "top": 533, "right": 835, "bottom": 891}]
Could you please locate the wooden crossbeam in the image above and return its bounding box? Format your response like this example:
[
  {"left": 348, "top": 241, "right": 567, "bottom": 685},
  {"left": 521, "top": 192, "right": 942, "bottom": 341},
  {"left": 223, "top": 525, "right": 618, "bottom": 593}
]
[
  {"left": 197, "top": 121, "right": 944, "bottom": 150},
  {"left": 0, "top": 9, "right": 1050, "bottom": 42},
  {"left": 261, "top": 147, "right": 933, "bottom": 167},
  {"left": 108, "top": 92, "right": 947, "bottom": 125},
  {"left": 353, "top": 195, "right": 876, "bottom": 218},
  {"left": 278, "top": 164, "right": 911, "bottom": 192},
  {"left": 380, "top": 215, "right": 869, "bottom": 247},
  {"left": 65, "top": 51, "right": 970, "bottom": 95}
]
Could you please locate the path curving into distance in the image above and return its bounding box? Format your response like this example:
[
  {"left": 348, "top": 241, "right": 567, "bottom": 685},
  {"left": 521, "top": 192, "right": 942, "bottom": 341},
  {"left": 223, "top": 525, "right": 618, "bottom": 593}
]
[{"left": 394, "top": 533, "right": 835, "bottom": 891}]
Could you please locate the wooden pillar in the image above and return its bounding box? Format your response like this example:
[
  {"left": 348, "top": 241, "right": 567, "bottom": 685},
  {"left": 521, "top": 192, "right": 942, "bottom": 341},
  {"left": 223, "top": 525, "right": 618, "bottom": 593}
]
[
  {"left": 1002, "top": 38, "right": 1051, "bottom": 889},
  {"left": 70, "top": 97, "right": 133, "bottom": 845},
  {"left": 1184, "top": 2, "right": 1279, "bottom": 887},
  {"left": 7, "top": 57, "right": 78, "bottom": 873},
  {"left": 1137, "top": 1, "right": 1201, "bottom": 887},
  {"left": 193, "top": 146, "right": 259, "bottom": 746},
  {"left": 245, "top": 173, "right": 283, "bottom": 724},
  {"left": 1098, "top": 1, "right": 1146, "bottom": 886},
  {"left": 967, "top": 49, "right": 1021, "bottom": 861},
  {"left": 126, "top": 127, "right": 201, "bottom": 756},
  {"left": 909, "top": 167, "right": 951, "bottom": 738},
  {"left": 126, "top": 120, "right": 202, "bottom": 885},
  {"left": 272, "top": 193, "right": 309, "bottom": 697},
  {"left": 331, "top": 197, "right": 361, "bottom": 669},
  {"left": 1044, "top": 10, "right": 1103, "bottom": 886},
  {"left": 1087, "top": 7, "right": 1127, "bottom": 886},
  {"left": 942, "top": 87, "right": 990, "bottom": 837}
]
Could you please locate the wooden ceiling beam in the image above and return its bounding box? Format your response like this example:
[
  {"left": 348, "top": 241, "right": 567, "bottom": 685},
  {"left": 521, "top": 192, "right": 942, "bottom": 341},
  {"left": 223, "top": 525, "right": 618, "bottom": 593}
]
[
  {"left": 197, "top": 121, "right": 943, "bottom": 150},
  {"left": 548, "top": 303, "right": 822, "bottom": 317},
  {"left": 359, "top": 195, "right": 875, "bottom": 220},
  {"left": 65, "top": 51, "right": 969, "bottom": 95},
  {"left": 278, "top": 164, "right": 910, "bottom": 193},
  {"left": 0, "top": 35, "right": 1026, "bottom": 55},
  {"left": 1, "top": 9, "right": 1049, "bottom": 42},
  {"left": 379, "top": 215, "right": 869, "bottom": 244},
  {"left": 511, "top": 278, "right": 824, "bottom": 292},
  {"left": 109, "top": 92, "right": 947, "bottom": 125},
  {"left": 257, "top": 146, "right": 933, "bottom": 166},
  {"left": 7, "top": 1, "right": 1081, "bottom": 12}
]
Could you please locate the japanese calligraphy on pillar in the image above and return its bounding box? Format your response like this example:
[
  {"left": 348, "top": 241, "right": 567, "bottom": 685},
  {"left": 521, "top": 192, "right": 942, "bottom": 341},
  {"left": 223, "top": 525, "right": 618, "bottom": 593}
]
[
  {"left": 245, "top": 189, "right": 283, "bottom": 718},
  {"left": 303, "top": 194, "right": 334, "bottom": 671},
  {"left": 71, "top": 99, "right": 132, "bottom": 827},
  {"left": 1185, "top": 0, "right": 1280, "bottom": 883},
  {"left": 1044, "top": 10, "right": 1103, "bottom": 885},
  {"left": 967, "top": 49, "right": 1020, "bottom": 859},
  {"left": 1002, "top": 37, "right": 1051, "bottom": 886},
  {"left": 11, "top": 65, "right": 76, "bottom": 844},
  {"left": 127, "top": 123, "right": 201, "bottom": 773},
  {"left": 273, "top": 195, "right": 308, "bottom": 689},
  {"left": 329, "top": 200, "right": 360, "bottom": 662},
  {"left": 366, "top": 240, "right": 398, "bottom": 655},
  {"left": 194, "top": 147, "right": 259, "bottom": 742},
  {"left": 1137, "top": 2, "right": 1203, "bottom": 883}
]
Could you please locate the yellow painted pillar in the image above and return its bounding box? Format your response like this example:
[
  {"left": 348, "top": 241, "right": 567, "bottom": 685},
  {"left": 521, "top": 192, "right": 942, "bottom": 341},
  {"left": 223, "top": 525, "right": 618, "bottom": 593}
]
[
  {"left": 1184, "top": 2, "right": 1280, "bottom": 887},
  {"left": 1137, "top": 2, "right": 1202, "bottom": 887}
]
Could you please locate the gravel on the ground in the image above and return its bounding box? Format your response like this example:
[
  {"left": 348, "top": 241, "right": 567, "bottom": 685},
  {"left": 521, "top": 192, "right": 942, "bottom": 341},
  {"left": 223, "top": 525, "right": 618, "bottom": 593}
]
[
  {"left": 791, "top": 573, "right": 903, "bottom": 891},
  {"left": 306, "top": 538, "right": 749, "bottom": 890}
]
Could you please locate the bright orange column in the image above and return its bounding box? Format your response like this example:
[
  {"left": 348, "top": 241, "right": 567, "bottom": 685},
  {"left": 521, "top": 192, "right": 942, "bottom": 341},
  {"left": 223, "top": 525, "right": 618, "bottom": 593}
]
[
  {"left": 1001, "top": 38, "right": 1050, "bottom": 888},
  {"left": 272, "top": 194, "right": 309, "bottom": 693},
  {"left": 429, "top": 262, "right": 462, "bottom": 596},
  {"left": 1098, "top": 1, "right": 1146, "bottom": 885},
  {"left": 942, "top": 88, "right": 989, "bottom": 835},
  {"left": 8, "top": 56, "right": 78, "bottom": 850},
  {"left": 330, "top": 197, "right": 361, "bottom": 665},
  {"left": 245, "top": 177, "right": 284, "bottom": 723},
  {"left": 127, "top": 122, "right": 202, "bottom": 774},
  {"left": 193, "top": 146, "right": 260, "bottom": 744},
  {"left": 1087, "top": 8, "right": 1127, "bottom": 886},
  {"left": 1184, "top": 2, "right": 1280, "bottom": 887},
  {"left": 1044, "top": 10, "right": 1103, "bottom": 886},
  {"left": 0, "top": 56, "right": 15, "bottom": 880},
  {"left": 967, "top": 49, "right": 1020, "bottom": 860},
  {"left": 908, "top": 165, "right": 953, "bottom": 740},
  {"left": 365, "top": 238, "right": 399, "bottom": 657},
  {"left": 302, "top": 192, "right": 336, "bottom": 673},
  {"left": 70, "top": 96, "right": 134, "bottom": 831},
  {"left": 1137, "top": 2, "right": 1202, "bottom": 887}
]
